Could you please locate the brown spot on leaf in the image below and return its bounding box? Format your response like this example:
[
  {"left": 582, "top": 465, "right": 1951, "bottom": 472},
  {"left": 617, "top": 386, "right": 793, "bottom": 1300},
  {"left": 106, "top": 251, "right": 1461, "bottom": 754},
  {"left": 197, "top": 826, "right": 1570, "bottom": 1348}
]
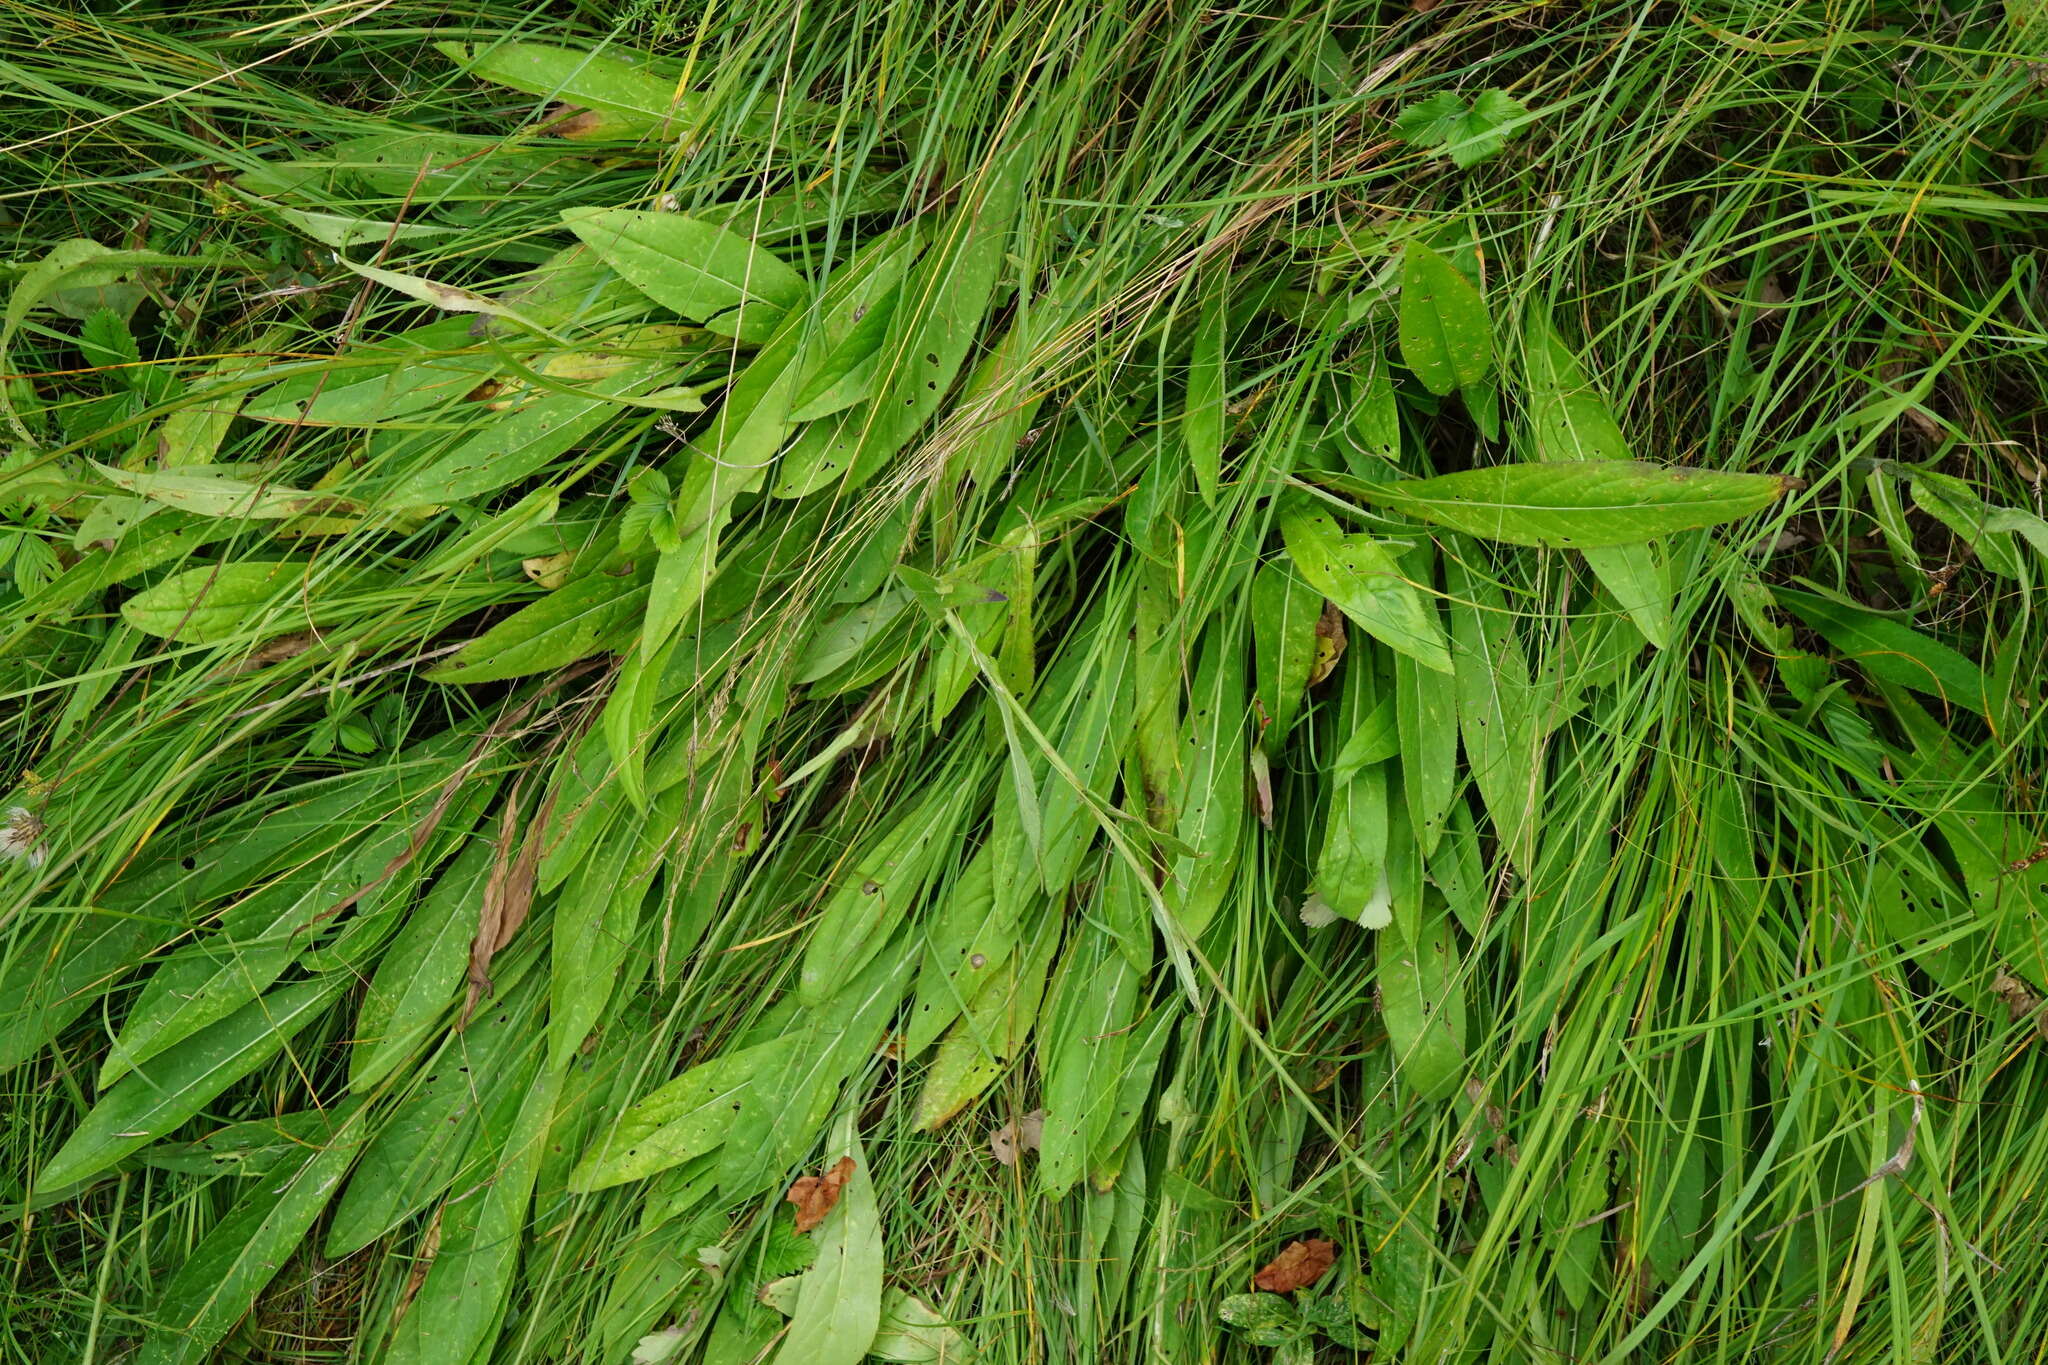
[
  {"left": 540, "top": 105, "right": 613, "bottom": 138},
  {"left": 787, "top": 1155, "right": 857, "bottom": 1233},
  {"left": 1252, "top": 1238, "right": 1336, "bottom": 1293}
]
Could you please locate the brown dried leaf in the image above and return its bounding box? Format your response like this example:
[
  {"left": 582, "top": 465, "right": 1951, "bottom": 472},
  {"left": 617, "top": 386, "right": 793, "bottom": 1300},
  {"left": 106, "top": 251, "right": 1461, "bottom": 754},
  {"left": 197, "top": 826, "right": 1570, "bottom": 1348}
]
[
  {"left": 1252, "top": 1238, "right": 1336, "bottom": 1293},
  {"left": 464, "top": 777, "right": 546, "bottom": 1023},
  {"left": 787, "top": 1155, "right": 857, "bottom": 1234},
  {"left": 393, "top": 1210, "right": 442, "bottom": 1325}
]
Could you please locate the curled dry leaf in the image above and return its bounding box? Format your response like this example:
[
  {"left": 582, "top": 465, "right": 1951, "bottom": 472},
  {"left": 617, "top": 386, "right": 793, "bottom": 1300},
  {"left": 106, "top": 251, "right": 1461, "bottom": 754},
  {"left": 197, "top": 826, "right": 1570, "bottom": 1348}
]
[
  {"left": 786, "top": 1155, "right": 857, "bottom": 1233},
  {"left": 1252, "top": 1237, "right": 1337, "bottom": 1293},
  {"left": 464, "top": 778, "right": 547, "bottom": 1023},
  {"left": 393, "top": 1210, "right": 442, "bottom": 1326},
  {"left": 1992, "top": 968, "right": 2048, "bottom": 1039},
  {"left": 990, "top": 1108, "right": 1047, "bottom": 1166}
]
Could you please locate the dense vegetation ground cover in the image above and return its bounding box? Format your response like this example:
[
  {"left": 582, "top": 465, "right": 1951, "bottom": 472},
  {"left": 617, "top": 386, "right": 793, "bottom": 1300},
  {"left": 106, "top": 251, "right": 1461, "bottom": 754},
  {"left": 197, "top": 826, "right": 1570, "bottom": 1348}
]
[{"left": 3, "top": 0, "right": 2047, "bottom": 1361}]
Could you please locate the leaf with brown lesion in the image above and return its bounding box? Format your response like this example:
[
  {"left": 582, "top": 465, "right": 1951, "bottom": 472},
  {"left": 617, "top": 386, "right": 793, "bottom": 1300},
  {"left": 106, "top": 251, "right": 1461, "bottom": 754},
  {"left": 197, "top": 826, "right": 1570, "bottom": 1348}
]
[
  {"left": 786, "top": 1155, "right": 858, "bottom": 1234},
  {"left": 1252, "top": 1238, "right": 1336, "bottom": 1293}
]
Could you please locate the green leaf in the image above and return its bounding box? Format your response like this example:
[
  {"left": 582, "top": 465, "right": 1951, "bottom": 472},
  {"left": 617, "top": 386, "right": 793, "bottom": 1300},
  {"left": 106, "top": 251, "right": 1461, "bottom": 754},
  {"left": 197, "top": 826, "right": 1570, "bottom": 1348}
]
[
  {"left": 562, "top": 207, "right": 806, "bottom": 343},
  {"left": 1315, "top": 648, "right": 1393, "bottom": 926},
  {"left": 4, "top": 239, "right": 206, "bottom": 443},
  {"left": 238, "top": 318, "right": 497, "bottom": 425},
  {"left": 769, "top": 138, "right": 1030, "bottom": 498},
  {"left": 1524, "top": 308, "right": 1673, "bottom": 646},
  {"left": 719, "top": 949, "right": 915, "bottom": 1195},
  {"left": 1397, "top": 242, "right": 1493, "bottom": 395},
  {"left": 867, "top": 1290, "right": 976, "bottom": 1363},
  {"left": 436, "top": 40, "right": 693, "bottom": 135},
  {"left": 1911, "top": 470, "right": 2026, "bottom": 579},
  {"left": 350, "top": 838, "right": 493, "bottom": 1089},
  {"left": 38, "top": 977, "right": 346, "bottom": 1190},
  {"left": 1252, "top": 559, "right": 1322, "bottom": 753},
  {"left": 569, "top": 1040, "right": 783, "bottom": 1192},
  {"left": 429, "top": 570, "right": 649, "bottom": 684},
  {"left": 122, "top": 559, "right": 391, "bottom": 644},
  {"left": 1446, "top": 550, "right": 1543, "bottom": 874},
  {"left": 137, "top": 1108, "right": 368, "bottom": 1365},
  {"left": 326, "top": 1008, "right": 541, "bottom": 1257},
  {"left": 93, "top": 462, "right": 340, "bottom": 521},
  {"left": 1775, "top": 589, "right": 1990, "bottom": 714},
  {"left": 1393, "top": 89, "right": 1531, "bottom": 168},
  {"left": 774, "top": 1119, "right": 884, "bottom": 1365},
  {"left": 1219, "top": 1293, "right": 1302, "bottom": 1348},
  {"left": 1164, "top": 629, "right": 1250, "bottom": 936},
  {"left": 1394, "top": 549, "right": 1458, "bottom": 854},
  {"left": 382, "top": 360, "right": 667, "bottom": 507},
  {"left": 1281, "top": 509, "right": 1451, "bottom": 673},
  {"left": 1185, "top": 288, "right": 1227, "bottom": 504},
  {"left": 1317, "top": 460, "right": 1793, "bottom": 548},
  {"left": 1525, "top": 311, "right": 1629, "bottom": 464},
  {"left": 1582, "top": 542, "right": 1671, "bottom": 649},
  {"left": 1036, "top": 928, "right": 1141, "bottom": 1198},
  {"left": 385, "top": 1063, "right": 563, "bottom": 1365},
  {"left": 99, "top": 782, "right": 467, "bottom": 1086},
  {"left": 1379, "top": 905, "right": 1464, "bottom": 1101}
]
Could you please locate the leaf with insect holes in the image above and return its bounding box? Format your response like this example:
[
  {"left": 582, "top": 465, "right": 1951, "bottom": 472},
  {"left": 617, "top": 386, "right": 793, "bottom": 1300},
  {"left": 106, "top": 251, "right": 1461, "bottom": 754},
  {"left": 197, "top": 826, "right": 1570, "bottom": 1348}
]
[
  {"left": 1220, "top": 1293, "right": 1304, "bottom": 1348},
  {"left": 1281, "top": 508, "right": 1450, "bottom": 674},
  {"left": 1393, "top": 89, "right": 1530, "bottom": 167},
  {"left": 1398, "top": 242, "right": 1493, "bottom": 395},
  {"left": 1379, "top": 907, "right": 1465, "bottom": 1102}
]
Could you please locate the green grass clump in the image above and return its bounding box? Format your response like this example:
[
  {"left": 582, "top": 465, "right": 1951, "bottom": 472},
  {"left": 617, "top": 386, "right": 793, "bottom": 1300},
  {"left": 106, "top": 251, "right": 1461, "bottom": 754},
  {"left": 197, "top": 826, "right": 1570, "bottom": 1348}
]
[{"left": 3, "top": 0, "right": 2047, "bottom": 1361}]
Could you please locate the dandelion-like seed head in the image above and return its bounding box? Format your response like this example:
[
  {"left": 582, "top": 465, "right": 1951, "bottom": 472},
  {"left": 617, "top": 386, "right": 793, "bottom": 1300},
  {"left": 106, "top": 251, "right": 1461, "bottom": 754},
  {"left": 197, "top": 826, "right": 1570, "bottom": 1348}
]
[{"left": 1, "top": 806, "right": 46, "bottom": 869}]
